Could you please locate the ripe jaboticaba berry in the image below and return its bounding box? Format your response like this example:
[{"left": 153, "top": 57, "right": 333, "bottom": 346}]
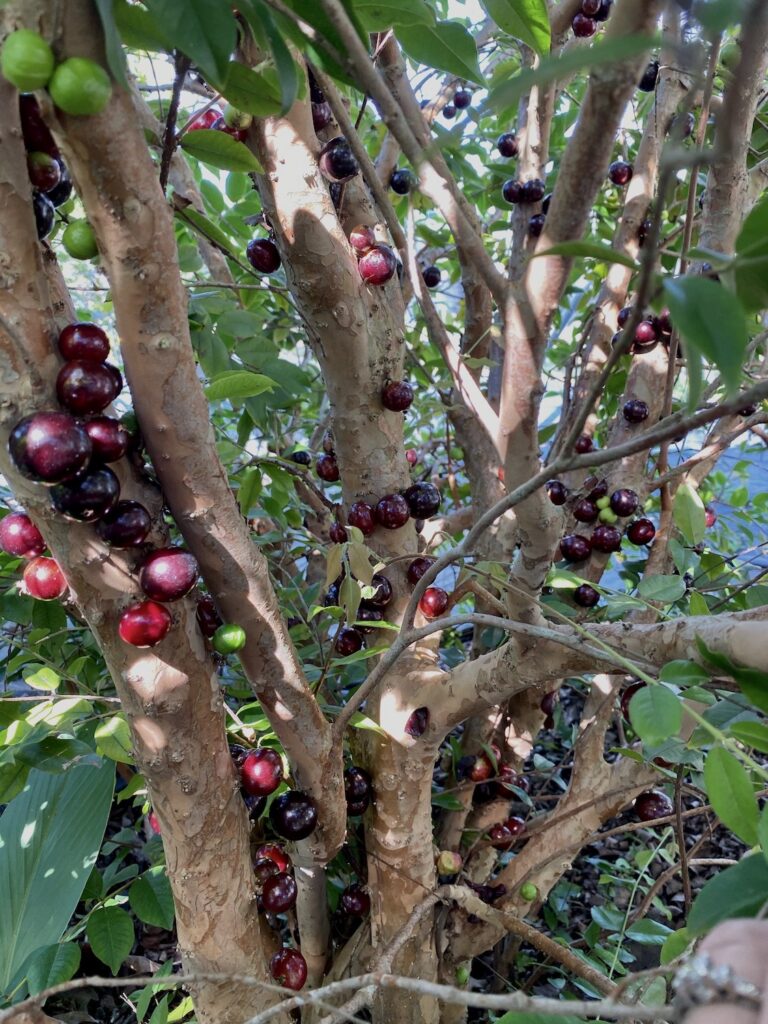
[
  {"left": 246, "top": 238, "right": 281, "bottom": 274},
  {"left": 118, "top": 600, "right": 172, "bottom": 648},
  {"left": 528, "top": 213, "right": 546, "bottom": 237},
  {"left": 340, "top": 883, "right": 371, "bottom": 916},
  {"left": 422, "top": 265, "right": 441, "bottom": 288},
  {"left": 368, "top": 573, "right": 393, "bottom": 607},
  {"left": 419, "top": 586, "right": 449, "bottom": 618},
  {"left": 573, "top": 583, "right": 600, "bottom": 608},
  {"left": 96, "top": 500, "right": 152, "bottom": 548},
  {"left": 627, "top": 518, "right": 656, "bottom": 545},
  {"left": 254, "top": 843, "right": 291, "bottom": 874},
  {"left": 638, "top": 59, "right": 660, "bottom": 92},
  {"left": 374, "top": 493, "right": 410, "bottom": 529},
  {"left": 560, "top": 534, "right": 592, "bottom": 562},
  {"left": 403, "top": 482, "right": 441, "bottom": 519},
  {"left": 56, "top": 360, "right": 121, "bottom": 416},
  {"left": 269, "top": 790, "right": 318, "bottom": 841},
  {"left": 262, "top": 872, "right": 298, "bottom": 913},
  {"left": 521, "top": 179, "right": 546, "bottom": 203},
  {"left": 22, "top": 556, "right": 67, "bottom": 600},
  {"left": 608, "top": 160, "right": 633, "bottom": 186},
  {"left": 497, "top": 132, "right": 519, "bottom": 158},
  {"left": 9, "top": 411, "right": 92, "bottom": 485},
  {"left": 407, "top": 556, "right": 434, "bottom": 585},
  {"left": 311, "top": 101, "right": 332, "bottom": 131},
  {"left": 319, "top": 136, "right": 359, "bottom": 182},
  {"left": 242, "top": 748, "right": 284, "bottom": 798},
  {"left": 502, "top": 179, "right": 524, "bottom": 204},
  {"left": 359, "top": 244, "right": 398, "bottom": 286},
  {"left": 634, "top": 790, "right": 673, "bottom": 822},
  {"left": 269, "top": 948, "right": 307, "bottom": 991},
  {"left": 316, "top": 454, "right": 340, "bottom": 482},
  {"left": 546, "top": 480, "right": 568, "bottom": 505},
  {"left": 344, "top": 765, "right": 372, "bottom": 815},
  {"left": 33, "top": 191, "right": 54, "bottom": 240},
  {"left": 27, "top": 151, "right": 61, "bottom": 193},
  {"left": 574, "top": 434, "right": 594, "bottom": 454},
  {"left": 347, "top": 501, "right": 375, "bottom": 535},
  {"left": 334, "top": 626, "right": 364, "bottom": 656},
  {"left": 623, "top": 399, "right": 649, "bottom": 423},
  {"left": 84, "top": 417, "right": 130, "bottom": 462},
  {"left": 0, "top": 512, "right": 45, "bottom": 559},
  {"left": 58, "top": 322, "right": 110, "bottom": 362},
  {"left": 195, "top": 594, "right": 222, "bottom": 638},
  {"left": 405, "top": 706, "right": 429, "bottom": 737},
  {"left": 139, "top": 547, "right": 199, "bottom": 602},
  {"left": 573, "top": 498, "right": 599, "bottom": 523},
  {"left": 329, "top": 521, "right": 347, "bottom": 543},
  {"left": 51, "top": 465, "right": 120, "bottom": 522},
  {"left": 572, "top": 12, "right": 597, "bottom": 35},
  {"left": 389, "top": 168, "right": 414, "bottom": 195},
  {"left": 591, "top": 524, "right": 622, "bottom": 553},
  {"left": 609, "top": 488, "right": 639, "bottom": 517},
  {"left": 349, "top": 224, "right": 376, "bottom": 255},
  {"left": 381, "top": 380, "right": 414, "bottom": 412}
]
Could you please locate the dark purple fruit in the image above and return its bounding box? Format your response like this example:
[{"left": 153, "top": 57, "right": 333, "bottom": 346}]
[
  {"left": 33, "top": 190, "right": 54, "bottom": 239},
  {"left": 390, "top": 168, "right": 414, "bottom": 194},
  {"left": 422, "top": 265, "right": 441, "bottom": 288},
  {"left": 340, "top": 883, "right": 370, "bottom": 916},
  {"left": 627, "top": 518, "right": 655, "bottom": 545},
  {"left": 560, "top": 534, "right": 592, "bottom": 562},
  {"left": 488, "top": 822, "right": 514, "bottom": 850},
  {"left": 139, "top": 547, "right": 198, "bottom": 602},
  {"left": 609, "top": 488, "right": 639, "bottom": 517},
  {"left": 521, "top": 179, "right": 546, "bottom": 203},
  {"left": 591, "top": 524, "right": 622, "bottom": 552},
  {"left": 617, "top": 306, "right": 633, "bottom": 328},
  {"left": 46, "top": 162, "right": 73, "bottom": 207},
  {"left": 262, "top": 872, "right": 297, "bottom": 913},
  {"left": 269, "top": 790, "right": 318, "bottom": 841},
  {"left": 497, "top": 132, "right": 518, "bottom": 158},
  {"left": 19, "top": 95, "right": 58, "bottom": 155},
  {"left": 368, "top": 573, "right": 393, "bottom": 607},
  {"left": 442, "top": 103, "right": 456, "bottom": 119},
  {"left": 594, "top": 0, "right": 612, "bottom": 20},
  {"left": 335, "top": 626, "right": 364, "bottom": 656},
  {"left": 502, "top": 179, "right": 524, "bottom": 204},
  {"left": 27, "top": 151, "right": 61, "bottom": 192},
  {"left": 403, "top": 482, "right": 440, "bottom": 519},
  {"left": 623, "top": 400, "right": 649, "bottom": 423},
  {"left": 621, "top": 680, "right": 645, "bottom": 720},
  {"left": 329, "top": 521, "right": 347, "bottom": 543},
  {"left": 634, "top": 320, "right": 658, "bottom": 347},
  {"left": 573, "top": 583, "right": 600, "bottom": 608},
  {"left": 608, "top": 160, "right": 633, "bottom": 186},
  {"left": 407, "top": 556, "right": 433, "bottom": 585},
  {"left": 344, "top": 766, "right": 372, "bottom": 813},
  {"left": 405, "top": 706, "right": 429, "bottom": 738},
  {"left": 96, "top": 500, "right": 151, "bottom": 547},
  {"left": 246, "top": 238, "right": 281, "bottom": 274},
  {"left": 319, "top": 137, "right": 359, "bottom": 182},
  {"left": 289, "top": 450, "right": 311, "bottom": 465},
  {"left": 243, "top": 793, "right": 266, "bottom": 821},
  {"left": 84, "top": 416, "right": 130, "bottom": 462},
  {"left": 58, "top": 322, "right": 110, "bottom": 362},
  {"left": 356, "top": 606, "right": 382, "bottom": 633},
  {"left": 581, "top": 0, "right": 602, "bottom": 13},
  {"left": 270, "top": 948, "right": 307, "bottom": 991},
  {"left": 634, "top": 790, "right": 673, "bottom": 822},
  {"left": 241, "top": 747, "right": 283, "bottom": 797},
  {"left": 573, "top": 498, "right": 599, "bottom": 523},
  {"left": 196, "top": 594, "right": 222, "bottom": 637},
  {"left": 316, "top": 454, "right": 340, "bottom": 482},
  {"left": 254, "top": 843, "right": 292, "bottom": 874},
  {"left": 572, "top": 13, "right": 597, "bottom": 36},
  {"left": 375, "top": 493, "right": 410, "bottom": 529},
  {"left": 9, "top": 411, "right": 91, "bottom": 485},
  {"left": 381, "top": 380, "right": 414, "bottom": 412},
  {"left": 453, "top": 89, "right": 472, "bottom": 109},
  {"left": 311, "top": 101, "right": 332, "bottom": 131},
  {"left": 347, "top": 501, "right": 375, "bottom": 536},
  {"left": 638, "top": 60, "right": 659, "bottom": 91},
  {"left": 546, "top": 480, "right": 568, "bottom": 505},
  {"left": 359, "top": 244, "right": 397, "bottom": 286},
  {"left": 56, "top": 360, "right": 120, "bottom": 415},
  {"left": 574, "top": 434, "right": 594, "bottom": 454},
  {"left": 50, "top": 465, "right": 119, "bottom": 522},
  {"left": 528, "top": 213, "right": 546, "bottom": 237}
]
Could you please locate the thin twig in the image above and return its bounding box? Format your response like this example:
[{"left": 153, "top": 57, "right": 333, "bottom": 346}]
[{"left": 159, "top": 52, "right": 191, "bottom": 191}]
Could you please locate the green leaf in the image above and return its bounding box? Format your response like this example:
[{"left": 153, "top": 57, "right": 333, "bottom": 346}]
[
  {"left": 731, "top": 722, "right": 768, "bottom": 754},
  {"left": 238, "top": 0, "right": 300, "bottom": 114},
  {"left": 220, "top": 62, "right": 283, "bottom": 117},
  {"left": 143, "top": 0, "right": 235, "bottom": 86},
  {"left": 22, "top": 664, "right": 60, "bottom": 692},
  {"left": 269, "top": 0, "right": 367, "bottom": 83},
  {"left": 495, "top": 1014, "right": 585, "bottom": 1024},
  {"left": 0, "top": 760, "right": 114, "bottom": 991},
  {"left": 339, "top": 575, "right": 361, "bottom": 626},
  {"left": 93, "top": 0, "right": 130, "bottom": 86},
  {"left": 113, "top": 0, "right": 173, "bottom": 51},
  {"left": 481, "top": 0, "right": 550, "bottom": 54},
  {"left": 759, "top": 804, "right": 768, "bottom": 865},
  {"left": 637, "top": 574, "right": 686, "bottom": 604},
  {"left": 348, "top": 711, "right": 386, "bottom": 735},
  {"left": 173, "top": 203, "right": 236, "bottom": 257},
  {"left": 180, "top": 129, "right": 263, "bottom": 174},
  {"left": 347, "top": 541, "right": 374, "bottom": 586},
  {"left": 135, "top": 960, "right": 175, "bottom": 1022},
  {"left": 533, "top": 240, "right": 637, "bottom": 269},
  {"left": 662, "top": 277, "right": 747, "bottom": 396},
  {"left": 625, "top": 919, "right": 673, "bottom": 945},
  {"left": 688, "top": 591, "right": 710, "bottom": 616},
  {"left": 130, "top": 867, "right": 175, "bottom": 930},
  {"left": 689, "top": 854, "right": 768, "bottom": 935},
  {"left": 95, "top": 715, "right": 134, "bottom": 765},
  {"left": 487, "top": 33, "right": 657, "bottom": 111},
  {"left": 659, "top": 660, "right": 710, "bottom": 687},
  {"left": 398, "top": 21, "right": 483, "bottom": 84},
  {"left": 87, "top": 905, "right": 135, "bottom": 976},
  {"left": 629, "top": 685, "right": 682, "bottom": 747},
  {"left": 25, "top": 941, "right": 80, "bottom": 995},
  {"left": 703, "top": 746, "right": 759, "bottom": 846},
  {"left": 205, "top": 371, "right": 276, "bottom": 402},
  {"left": 672, "top": 482, "right": 706, "bottom": 546},
  {"left": 734, "top": 193, "right": 768, "bottom": 311},
  {"left": 238, "top": 468, "right": 262, "bottom": 516},
  {"left": 355, "top": 0, "right": 435, "bottom": 28},
  {"left": 660, "top": 927, "right": 691, "bottom": 964}
]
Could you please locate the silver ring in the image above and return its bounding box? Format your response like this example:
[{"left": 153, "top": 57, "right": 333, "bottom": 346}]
[{"left": 673, "top": 953, "right": 762, "bottom": 1016}]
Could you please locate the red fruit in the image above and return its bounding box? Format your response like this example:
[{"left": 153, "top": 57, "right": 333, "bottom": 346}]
[
  {"left": 469, "top": 752, "right": 495, "bottom": 783},
  {"left": 253, "top": 857, "right": 280, "bottom": 889},
  {"left": 419, "top": 586, "right": 449, "bottom": 618},
  {"left": 84, "top": 416, "right": 130, "bottom": 462},
  {"left": 329, "top": 521, "right": 348, "bottom": 543},
  {"left": 139, "top": 547, "right": 198, "bottom": 602},
  {"left": 246, "top": 238, "right": 281, "bottom": 274},
  {"left": 58, "top": 322, "right": 110, "bottom": 362},
  {"left": 634, "top": 320, "right": 658, "bottom": 347},
  {"left": 620, "top": 680, "right": 645, "bottom": 720},
  {"left": 405, "top": 706, "right": 429, "bottom": 738},
  {"left": 422, "top": 265, "right": 441, "bottom": 288},
  {"left": 382, "top": 380, "right": 414, "bottom": 412},
  {"left": 51, "top": 466, "right": 120, "bottom": 522},
  {"left": 407, "top": 556, "right": 434, "bottom": 585},
  {"left": 623, "top": 400, "right": 649, "bottom": 424},
  {"left": 705, "top": 506, "right": 717, "bottom": 528},
  {"left": 241, "top": 748, "right": 284, "bottom": 797},
  {"left": 573, "top": 583, "right": 600, "bottom": 608},
  {"left": 359, "top": 244, "right": 397, "bottom": 286},
  {"left": 591, "top": 524, "right": 622, "bottom": 553},
  {"left": 335, "top": 626, "right": 364, "bottom": 656},
  {"left": 349, "top": 224, "right": 376, "bottom": 254},
  {"left": 657, "top": 309, "right": 673, "bottom": 336},
  {"left": 118, "top": 600, "right": 172, "bottom": 647},
  {"left": 609, "top": 488, "right": 639, "bottom": 517},
  {"left": 9, "top": 411, "right": 91, "bottom": 485},
  {"left": 254, "top": 843, "right": 291, "bottom": 874},
  {"left": 627, "top": 518, "right": 656, "bottom": 545},
  {"left": 187, "top": 107, "right": 221, "bottom": 131},
  {"left": 0, "top": 512, "right": 45, "bottom": 558},
  {"left": 546, "top": 480, "right": 568, "bottom": 505},
  {"left": 56, "top": 360, "right": 121, "bottom": 415},
  {"left": 96, "top": 500, "right": 152, "bottom": 548},
  {"left": 573, "top": 498, "right": 599, "bottom": 523},
  {"left": 403, "top": 482, "right": 441, "bottom": 519},
  {"left": 19, "top": 94, "right": 58, "bottom": 155},
  {"left": 262, "top": 871, "right": 298, "bottom": 913},
  {"left": 147, "top": 810, "right": 161, "bottom": 834},
  {"left": 497, "top": 132, "right": 518, "bottom": 158},
  {"left": 488, "top": 822, "right": 514, "bottom": 850},
  {"left": 211, "top": 116, "right": 247, "bottom": 142},
  {"left": 270, "top": 948, "right": 307, "bottom": 991},
  {"left": 319, "top": 137, "right": 359, "bottom": 182},
  {"left": 348, "top": 501, "right": 375, "bottom": 535},
  {"left": 560, "top": 534, "right": 591, "bottom": 562},
  {"left": 574, "top": 434, "right": 594, "bottom": 454},
  {"left": 27, "top": 151, "right": 61, "bottom": 192},
  {"left": 341, "top": 883, "right": 371, "bottom": 916},
  {"left": 608, "top": 160, "right": 633, "bottom": 186},
  {"left": 505, "top": 815, "right": 527, "bottom": 838},
  {"left": 634, "top": 790, "right": 673, "bottom": 822},
  {"left": 581, "top": 0, "right": 601, "bottom": 12},
  {"left": 406, "top": 448, "right": 418, "bottom": 465},
  {"left": 374, "top": 493, "right": 410, "bottom": 529},
  {"left": 22, "top": 556, "right": 67, "bottom": 600},
  {"left": 196, "top": 594, "right": 222, "bottom": 637},
  {"left": 316, "top": 454, "right": 340, "bottom": 482},
  {"left": 269, "top": 790, "right": 318, "bottom": 840},
  {"left": 312, "top": 100, "right": 332, "bottom": 131},
  {"left": 572, "top": 12, "right": 597, "bottom": 35}
]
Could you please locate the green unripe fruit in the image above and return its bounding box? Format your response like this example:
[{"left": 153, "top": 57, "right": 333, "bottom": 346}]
[
  {"left": 223, "top": 104, "right": 253, "bottom": 130},
  {"left": 595, "top": 495, "right": 611, "bottom": 510},
  {"left": 1, "top": 30, "right": 55, "bottom": 92},
  {"left": 48, "top": 57, "right": 112, "bottom": 116},
  {"left": 520, "top": 882, "right": 539, "bottom": 902},
  {"left": 455, "top": 965, "right": 471, "bottom": 986},
  {"left": 212, "top": 622, "right": 246, "bottom": 654},
  {"left": 62, "top": 220, "right": 98, "bottom": 260},
  {"left": 599, "top": 507, "right": 619, "bottom": 524}
]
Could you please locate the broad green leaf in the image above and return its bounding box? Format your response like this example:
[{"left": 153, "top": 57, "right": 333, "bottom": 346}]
[
  {"left": 130, "top": 867, "right": 175, "bottom": 930},
  {"left": 0, "top": 761, "right": 29, "bottom": 804},
  {"left": 269, "top": 0, "right": 367, "bottom": 83},
  {"left": 113, "top": 0, "right": 173, "bottom": 51},
  {"left": 533, "top": 240, "right": 637, "bottom": 269},
  {"left": 87, "top": 905, "right": 135, "bottom": 976},
  {"left": 688, "top": 591, "right": 710, "bottom": 616},
  {"left": 93, "top": 0, "right": 129, "bottom": 86},
  {"left": 349, "top": 711, "right": 386, "bottom": 735},
  {"left": 495, "top": 1014, "right": 584, "bottom": 1024},
  {"left": 660, "top": 927, "right": 691, "bottom": 964},
  {"left": 663, "top": 277, "right": 747, "bottom": 395},
  {"left": 481, "top": 0, "right": 549, "bottom": 53},
  {"left": 25, "top": 941, "right": 80, "bottom": 995},
  {"left": 629, "top": 685, "right": 682, "bottom": 747},
  {"left": 149, "top": 996, "right": 170, "bottom": 1024},
  {"left": 173, "top": 203, "right": 235, "bottom": 258},
  {"left": 696, "top": 638, "right": 768, "bottom": 715},
  {"left": 95, "top": 715, "right": 134, "bottom": 765},
  {"left": 22, "top": 665, "right": 60, "bottom": 692},
  {"left": 339, "top": 575, "right": 361, "bottom": 626},
  {"left": 689, "top": 854, "right": 768, "bottom": 935},
  {"left": 205, "top": 371, "right": 276, "bottom": 402},
  {"left": 703, "top": 746, "right": 759, "bottom": 846},
  {"left": 135, "top": 960, "right": 175, "bottom": 1022},
  {"left": 180, "top": 129, "right": 263, "bottom": 174},
  {"left": 220, "top": 62, "right": 283, "bottom": 117},
  {"left": 143, "top": 0, "right": 235, "bottom": 86},
  {"left": 672, "top": 483, "right": 706, "bottom": 546},
  {"left": 731, "top": 722, "right": 768, "bottom": 754},
  {"left": 625, "top": 919, "right": 673, "bottom": 945},
  {"left": 238, "top": 468, "right": 262, "bottom": 517},
  {"left": 355, "top": 0, "right": 434, "bottom": 28},
  {"left": 398, "top": 21, "right": 483, "bottom": 84},
  {"left": 759, "top": 804, "right": 768, "bottom": 865},
  {"left": 0, "top": 760, "right": 114, "bottom": 991},
  {"left": 347, "top": 541, "right": 374, "bottom": 586},
  {"left": 325, "top": 544, "right": 344, "bottom": 591},
  {"left": 238, "top": 0, "right": 300, "bottom": 114},
  {"left": 660, "top": 661, "right": 710, "bottom": 687},
  {"left": 637, "top": 574, "right": 686, "bottom": 604},
  {"left": 734, "top": 193, "right": 768, "bottom": 311},
  {"left": 487, "top": 33, "right": 657, "bottom": 110}
]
